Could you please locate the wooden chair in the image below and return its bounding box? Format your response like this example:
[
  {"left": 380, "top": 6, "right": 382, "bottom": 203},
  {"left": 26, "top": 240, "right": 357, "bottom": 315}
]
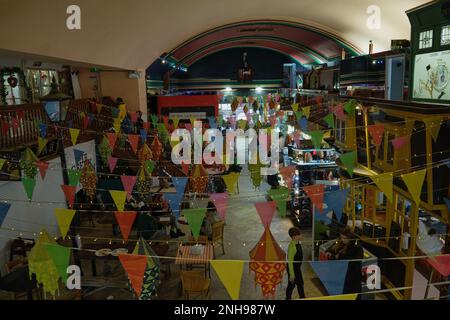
[
  {"left": 180, "top": 270, "right": 210, "bottom": 300},
  {"left": 211, "top": 220, "right": 225, "bottom": 258},
  {"left": 187, "top": 235, "right": 209, "bottom": 244}
]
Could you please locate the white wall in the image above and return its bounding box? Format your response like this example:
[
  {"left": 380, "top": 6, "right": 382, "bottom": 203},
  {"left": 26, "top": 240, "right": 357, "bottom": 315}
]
[{"left": 0, "top": 139, "right": 96, "bottom": 273}]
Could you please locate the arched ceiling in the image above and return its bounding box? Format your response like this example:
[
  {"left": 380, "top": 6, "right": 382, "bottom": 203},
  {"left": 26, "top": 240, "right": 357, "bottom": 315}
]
[{"left": 0, "top": 0, "right": 430, "bottom": 70}]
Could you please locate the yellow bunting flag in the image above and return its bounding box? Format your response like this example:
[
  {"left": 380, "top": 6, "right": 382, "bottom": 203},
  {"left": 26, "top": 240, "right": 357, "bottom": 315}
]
[
  {"left": 38, "top": 137, "right": 48, "bottom": 154},
  {"left": 54, "top": 208, "right": 77, "bottom": 239},
  {"left": 0, "top": 159, "right": 5, "bottom": 169},
  {"left": 69, "top": 128, "right": 80, "bottom": 146},
  {"left": 401, "top": 169, "right": 426, "bottom": 205},
  {"left": 118, "top": 104, "right": 127, "bottom": 120},
  {"left": 301, "top": 293, "right": 358, "bottom": 300},
  {"left": 172, "top": 115, "right": 180, "bottom": 129},
  {"left": 113, "top": 119, "right": 122, "bottom": 133},
  {"left": 211, "top": 260, "right": 245, "bottom": 300},
  {"left": 302, "top": 106, "right": 311, "bottom": 119},
  {"left": 425, "top": 117, "right": 442, "bottom": 142},
  {"left": 96, "top": 103, "right": 103, "bottom": 114},
  {"left": 291, "top": 103, "right": 299, "bottom": 112},
  {"left": 109, "top": 190, "right": 127, "bottom": 211},
  {"left": 372, "top": 172, "right": 393, "bottom": 203},
  {"left": 223, "top": 172, "right": 240, "bottom": 194}
]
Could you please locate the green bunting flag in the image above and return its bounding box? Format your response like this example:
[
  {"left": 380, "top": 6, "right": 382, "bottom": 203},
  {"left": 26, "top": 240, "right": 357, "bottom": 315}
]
[
  {"left": 182, "top": 208, "right": 207, "bottom": 240},
  {"left": 145, "top": 160, "right": 155, "bottom": 174},
  {"left": 309, "top": 131, "right": 324, "bottom": 150},
  {"left": 38, "top": 137, "right": 48, "bottom": 155},
  {"left": 46, "top": 244, "right": 72, "bottom": 283},
  {"left": 295, "top": 111, "right": 303, "bottom": 120},
  {"left": 344, "top": 100, "right": 357, "bottom": 116},
  {"left": 151, "top": 114, "right": 158, "bottom": 127},
  {"left": 217, "top": 116, "right": 223, "bottom": 127},
  {"left": 67, "top": 169, "right": 81, "bottom": 187},
  {"left": 157, "top": 123, "right": 169, "bottom": 142},
  {"left": 0, "top": 159, "right": 6, "bottom": 170},
  {"left": 323, "top": 114, "right": 335, "bottom": 128},
  {"left": 339, "top": 151, "right": 357, "bottom": 177},
  {"left": 268, "top": 187, "right": 290, "bottom": 217},
  {"left": 22, "top": 176, "right": 36, "bottom": 200}
]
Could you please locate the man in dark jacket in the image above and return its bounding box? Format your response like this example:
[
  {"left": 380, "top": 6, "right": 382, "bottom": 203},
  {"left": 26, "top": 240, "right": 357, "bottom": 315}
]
[{"left": 286, "top": 227, "right": 306, "bottom": 299}]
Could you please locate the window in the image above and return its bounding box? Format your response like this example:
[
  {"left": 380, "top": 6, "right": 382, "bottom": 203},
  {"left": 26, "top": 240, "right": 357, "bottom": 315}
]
[
  {"left": 336, "top": 119, "right": 346, "bottom": 143},
  {"left": 26, "top": 69, "right": 59, "bottom": 102},
  {"left": 1, "top": 72, "right": 26, "bottom": 105},
  {"left": 419, "top": 30, "right": 433, "bottom": 49},
  {"left": 441, "top": 25, "right": 450, "bottom": 46}
]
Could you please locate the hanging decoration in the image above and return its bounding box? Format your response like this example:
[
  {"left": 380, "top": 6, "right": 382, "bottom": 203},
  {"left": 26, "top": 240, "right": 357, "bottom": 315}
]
[
  {"left": 128, "top": 134, "right": 140, "bottom": 154},
  {"left": 371, "top": 172, "right": 394, "bottom": 203},
  {"left": 182, "top": 208, "right": 207, "bottom": 240},
  {"left": 22, "top": 176, "right": 36, "bottom": 200},
  {"left": 189, "top": 164, "right": 208, "bottom": 194},
  {"left": 106, "top": 133, "right": 118, "bottom": 150},
  {"left": 338, "top": 151, "right": 357, "bottom": 177},
  {"left": 323, "top": 188, "right": 350, "bottom": 222},
  {"left": 138, "top": 143, "right": 153, "bottom": 165},
  {"left": 254, "top": 201, "right": 277, "bottom": 227},
  {"left": 108, "top": 156, "right": 118, "bottom": 173},
  {"left": 249, "top": 226, "right": 286, "bottom": 299},
  {"left": 35, "top": 161, "right": 49, "bottom": 180},
  {"left": 121, "top": 175, "right": 137, "bottom": 201},
  {"left": 303, "top": 184, "right": 325, "bottom": 213},
  {"left": 61, "top": 185, "right": 76, "bottom": 208},
  {"left": 67, "top": 168, "right": 81, "bottom": 187},
  {"left": 222, "top": 172, "right": 240, "bottom": 194},
  {"left": 115, "top": 211, "right": 137, "bottom": 241},
  {"left": 368, "top": 124, "right": 385, "bottom": 146},
  {"left": 110, "top": 190, "right": 128, "bottom": 211},
  {"left": 401, "top": 169, "right": 427, "bottom": 205},
  {"left": 279, "top": 166, "right": 296, "bottom": 189},
  {"left": 310, "top": 260, "right": 350, "bottom": 296},
  {"left": 130, "top": 239, "right": 160, "bottom": 300},
  {"left": 211, "top": 260, "right": 245, "bottom": 300},
  {"left": 54, "top": 208, "right": 77, "bottom": 239},
  {"left": 268, "top": 188, "right": 290, "bottom": 218},
  {"left": 99, "top": 136, "right": 112, "bottom": 165},
  {"left": 69, "top": 128, "right": 80, "bottom": 146},
  {"left": 391, "top": 135, "right": 408, "bottom": 150},
  {"left": 80, "top": 160, "right": 97, "bottom": 201},
  {"left": 209, "top": 193, "right": 228, "bottom": 220},
  {"left": 118, "top": 254, "right": 148, "bottom": 298},
  {"left": 309, "top": 130, "right": 324, "bottom": 150},
  {"left": 151, "top": 137, "right": 163, "bottom": 161}
]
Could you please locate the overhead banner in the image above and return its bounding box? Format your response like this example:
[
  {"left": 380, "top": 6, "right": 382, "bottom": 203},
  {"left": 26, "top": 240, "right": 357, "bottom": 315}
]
[
  {"left": 401, "top": 169, "right": 427, "bottom": 205},
  {"left": 54, "top": 208, "right": 77, "bottom": 239},
  {"left": 110, "top": 190, "right": 128, "bottom": 211},
  {"left": 211, "top": 260, "right": 245, "bottom": 300},
  {"left": 182, "top": 208, "right": 207, "bottom": 239},
  {"left": 372, "top": 172, "right": 393, "bottom": 203},
  {"left": 115, "top": 211, "right": 137, "bottom": 241}
]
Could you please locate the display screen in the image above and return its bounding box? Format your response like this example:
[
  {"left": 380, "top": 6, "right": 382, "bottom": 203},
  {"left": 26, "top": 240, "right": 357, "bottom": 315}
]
[{"left": 413, "top": 49, "right": 450, "bottom": 101}]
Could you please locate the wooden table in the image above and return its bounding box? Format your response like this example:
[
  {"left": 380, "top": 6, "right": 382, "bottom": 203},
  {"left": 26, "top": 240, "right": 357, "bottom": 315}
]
[{"left": 175, "top": 244, "right": 213, "bottom": 278}]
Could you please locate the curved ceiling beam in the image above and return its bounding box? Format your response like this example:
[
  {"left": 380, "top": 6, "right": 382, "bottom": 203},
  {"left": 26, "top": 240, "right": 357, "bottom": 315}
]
[
  {"left": 167, "top": 19, "right": 362, "bottom": 63},
  {"left": 178, "top": 35, "right": 329, "bottom": 66}
]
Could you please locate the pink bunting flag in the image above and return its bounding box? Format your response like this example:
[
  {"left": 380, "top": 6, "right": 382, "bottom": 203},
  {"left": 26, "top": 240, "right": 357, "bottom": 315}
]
[
  {"left": 128, "top": 134, "right": 139, "bottom": 154},
  {"left": 333, "top": 104, "right": 346, "bottom": 120},
  {"left": 106, "top": 133, "right": 117, "bottom": 150},
  {"left": 108, "top": 156, "right": 118, "bottom": 173},
  {"left": 254, "top": 201, "right": 277, "bottom": 227},
  {"left": 368, "top": 124, "right": 385, "bottom": 146},
  {"left": 121, "top": 175, "right": 137, "bottom": 201},
  {"left": 130, "top": 112, "right": 138, "bottom": 124},
  {"left": 36, "top": 161, "right": 49, "bottom": 180},
  {"left": 209, "top": 193, "right": 228, "bottom": 220},
  {"left": 391, "top": 135, "right": 408, "bottom": 150},
  {"left": 279, "top": 166, "right": 296, "bottom": 188}
]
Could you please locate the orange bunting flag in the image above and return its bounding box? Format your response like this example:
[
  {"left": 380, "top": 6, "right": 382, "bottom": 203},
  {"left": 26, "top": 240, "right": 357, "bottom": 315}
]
[
  {"left": 128, "top": 134, "right": 140, "bottom": 154},
  {"left": 368, "top": 124, "right": 385, "bottom": 146},
  {"left": 61, "top": 185, "right": 76, "bottom": 208},
  {"left": 35, "top": 161, "right": 49, "bottom": 180},
  {"left": 303, "top": 184, "right": 325, "bottom": 213},
  {"left": 279, "top": 166, "right": 296, "bottom": 188},
  {"left": 114, "top": 211, "right": 137, "bottom": 241},
  {"left": 106, "top": 133, "right": 117, "bottom": 150},
  {"left": 118, "top": 254, "right": 147, "bottom": 297}
]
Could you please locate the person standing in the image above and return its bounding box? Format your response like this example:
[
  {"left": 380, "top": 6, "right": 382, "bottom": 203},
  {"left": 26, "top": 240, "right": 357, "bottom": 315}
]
[{"left": 286, "top": 227, "right": 306, "bottom": 299}]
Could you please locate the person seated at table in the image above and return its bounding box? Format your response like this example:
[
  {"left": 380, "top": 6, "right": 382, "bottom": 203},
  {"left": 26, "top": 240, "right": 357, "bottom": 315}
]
[
  {"left": 200, "top": 202, "right": 221, "bottom": 239},
  {"left": 135, "top": 213, "right": 166, "bottom": 240}
]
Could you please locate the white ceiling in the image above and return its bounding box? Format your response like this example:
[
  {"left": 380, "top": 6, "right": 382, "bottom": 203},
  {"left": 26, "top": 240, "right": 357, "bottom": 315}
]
[{"left": 0, "top": 0, "right": 430, "bottom": 70}]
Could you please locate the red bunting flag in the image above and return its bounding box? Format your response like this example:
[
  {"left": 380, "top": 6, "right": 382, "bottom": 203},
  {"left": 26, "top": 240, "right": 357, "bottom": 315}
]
[
  {"left": 181, "top": 161, "right": 190, "bottom": 175},
  {"left": 130, "top": 112, "right": 138, "bottom": 124},
  {"left": 121, "top": 175, "right": 137, "bottom": 200},
  {"left": 368, "top": 124, "right": 385, "bottom": 146},
  {"left": 114, "top": 211, "right": 137, "bottom": 241},
  {"left": 303, "top": 184, "right": 325, "bottom": 213},
  {"left": 391, "top": 135, "right": 408, "bottom": 150},
  {"left": 35, "top": 161, "right": 49, "bottom": 180},
  {"left": 61, "top": 185, "right": 77, "bottom": 208},
  {"left": 128, "top": 134, "right": 139, "bottom": 154},
  {"left": 108, "top": 156, "right": 118, "bottom": 173},
  {"left": 118, "top": 254, "right": 147, "bottom": 297},
  {"left": 279, "top": 166, "right": 296, "bottom": 188},
  {"left": 106, "top": 133, "right": 117, "bottom": 150},
  {"left": 254, "top": 201, "right": 277, "bottom": 227}
]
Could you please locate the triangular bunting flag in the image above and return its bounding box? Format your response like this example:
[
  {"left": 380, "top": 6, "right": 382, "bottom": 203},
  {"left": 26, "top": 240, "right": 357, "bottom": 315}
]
[
  {"left": 391, "top": 136, "right": 408, "bottom": 150},
  {"left": 114, "top": 211, "right": 137, "bottom": 241},
  {"left": 143, "top": 121, "right": 151, "bottom": 131},
  {"left": 128, "top": 134, "right": 140, "bottom": 154},
  {"left": 0, "top": 159, "right": 6, "bottom": 170},
  {"left": 181, "top": 161, "right": 190, "bottom": 175},
  {"left": 371, "top": 173, "right": 393, "bottom": 203},
  {"left": 130, "top": 112, "right": 138, "bottom": 124},
  {"left": 54, "top": 208, "right": 77, "bottom": 238},
  {"left": 292, "top": 103, "right": 299, "bottom": 112},
  {"left": 339, "top": 151, "right": 357, "bottom": 177},
  {"left": 425, "top": 117, "right": 442, "bottom": 142},
  {"left": 279, "top": 166, "right": 296, "bottom": 189},
  {"left": 323, "top": 114, "right": 335, "bottom": 129},
  {"left": 333, "top": 104, "right": 346, "bottom": 120},
  {"left": 110, "top": 190, "right": 128, "bottom": 211},
  {"left": 172, "top": 176, "right": 189, "bottom": 194},
  {"left": 299, "top": 117, "right": 308, "bottom": 131},
  {"left": 96, "top": 104, "right": 103, "bottom": 114},
  {"left": 309, "top": 131, "right": 324, "bottom": 150},
  {"left": 108, "top": 156, "right": 118, "bottom": 173},
  {"left": 39, "top": 123, "right": 47, "bottom": 138},
  {"left": 310, "top": 260, "right": 349, "bottom": 295},
  {"left": 164, "top": 193, "right": 184, "bottom": 217},
  {"left": 0, "top": 203, "right": 11, "bottom": 226},
  {"left": 83, "top": 115, "right": 89, "bottom": 129},
  {"left": 344, "top": 100, "right": 357, "bottom": 116},
  {"left": 69, "top": 128, "right": 80, "bottom": 146},
  {"left": 22, "top": 177, "right": 36, "bottom": 200},
  {"left": 222, "top": 173, "right": 239, "bottom": 194},
  {"left": 67, "top": 169, "right": 81, "bottom": 186},
  {"left": 209, "top": 193, "right": 228, "bottom": 220},
  {"left": 302, "top": 106, "right": 311, "bottom": 119},
  {"left": 36, "top": 161, "right": 49, "bottom": 180},
  {"left": 106, "top": 133, "right": 117, "bottom": 150},
  {"left": 182, "top": 208, "right": 207, "bottom": 239},
  {"left": 268, "top": 188, "right": 290, "bottom": 218},
  {"left": 211, "top": 260, "right": 244, "bottom": 300},
  {"left": 121, "top": 176, "right": 137, "bottom": 200},
  {"left": 172, "top": 116, "right": 180, "bottom": 129},
  {"left": 145, "top": 160, "right": 155, "bottom": 175},
  {"left": 368, "top": 124, "right": 385, "bottom": 146},
  {"left": 46, "top": 244, "right": 71, "bottom": 283},
  {"left": 61, "top": 185, "right": 76, "bottom": 208},
  {"left": 139, "top": 128, "right": 147, "bottom": 143},
  {"left": 118, "top": 254, "right": 147, "bottom": 297},
  {"left": 324, "top": 188, "right": 350, "bottom": 221},
  {"left": 401, "top": 169, "right": 426, "bottom": 205},
  {"left": 254, "top": 201, "right": 277, "bottom": 227},
  {"left": 303, "top": 184, "right": 325, "bottom": 213},
  {"left": 37, "top": 137, "right": 48, "bottom": 155}
]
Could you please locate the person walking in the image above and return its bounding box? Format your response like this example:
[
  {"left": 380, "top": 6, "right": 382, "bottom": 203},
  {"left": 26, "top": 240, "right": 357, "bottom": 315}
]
[{"left": 286, "top": 227, "right": 306, "bottom": 299}]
